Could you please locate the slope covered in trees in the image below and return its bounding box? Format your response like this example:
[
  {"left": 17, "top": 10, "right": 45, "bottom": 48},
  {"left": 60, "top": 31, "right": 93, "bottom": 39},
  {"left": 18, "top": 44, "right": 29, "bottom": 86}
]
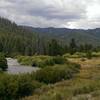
[
  {"left": 24, "top": 27, "right": 100, "bottom": 46},
  {"left": 0, "top": 17, "right": 64, "bottom": 56},
  {"left": 0, "top": 17, "right": 38, "bottom": 56},
  {"left": 0, "top": 17, "right": 100, "bottom": 56}
]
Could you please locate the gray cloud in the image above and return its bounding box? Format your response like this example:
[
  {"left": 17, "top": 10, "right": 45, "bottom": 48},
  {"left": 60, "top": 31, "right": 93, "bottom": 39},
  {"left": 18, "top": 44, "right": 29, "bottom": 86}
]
[{"left": 0, "top": 0, "right": 100, "bottom": 29}]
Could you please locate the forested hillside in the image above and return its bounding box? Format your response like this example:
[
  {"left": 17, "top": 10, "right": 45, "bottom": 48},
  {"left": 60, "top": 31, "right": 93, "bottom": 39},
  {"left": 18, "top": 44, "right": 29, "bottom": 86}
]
[
  {"left": 0, "top": 17, "right": 38, "bottom": 56},
  {"left": 0, "top": 17, "right": 100, "bottom": 56},
  {"left": 24, "top": 27, "right": 100, "bottom": 46},
  {"left": 0, "top": 17, "right": 64, "bottom": 56}
]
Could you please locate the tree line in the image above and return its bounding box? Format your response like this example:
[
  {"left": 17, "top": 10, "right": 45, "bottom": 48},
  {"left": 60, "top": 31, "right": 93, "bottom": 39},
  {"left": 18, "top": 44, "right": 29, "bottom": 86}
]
[
  {"left": 0, "top": 17, "right": 100, "bottom": 56},
  {"left": 47, "top": 38, "right": 100, "bottom": 56}
]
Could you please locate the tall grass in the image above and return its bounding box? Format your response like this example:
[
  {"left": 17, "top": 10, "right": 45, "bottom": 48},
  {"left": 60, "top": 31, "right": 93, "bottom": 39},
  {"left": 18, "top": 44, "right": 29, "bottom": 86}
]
[{"left": 17, "top": 55, "right": 68, "bottom": 68}]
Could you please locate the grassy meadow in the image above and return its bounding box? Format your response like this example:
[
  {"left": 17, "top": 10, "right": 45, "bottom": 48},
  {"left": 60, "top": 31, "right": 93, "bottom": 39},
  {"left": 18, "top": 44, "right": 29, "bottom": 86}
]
[
  {"left": 1, "top": 52, "right": 100, "bottom": 100},
  {"left": 22, "top": 56, "right": 100, "bottom": 100},
  {"left": 0, "top": 55, "right": 80, "bottom": 100}
]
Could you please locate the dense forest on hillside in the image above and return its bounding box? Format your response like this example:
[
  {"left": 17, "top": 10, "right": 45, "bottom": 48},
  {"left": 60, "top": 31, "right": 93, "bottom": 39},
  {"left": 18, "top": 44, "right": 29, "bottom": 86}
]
[
  {"left": 0, "top": 17, "right": 100, "bottom": 57},
  {"left": 24, "top": 27, "right": 100, "bottom": 46},
  {"left": 0, "top": 17, "right": 63, "bottom": 56},
  {"left": 0, "top": 17, "right": 39, "bottom": 56}
]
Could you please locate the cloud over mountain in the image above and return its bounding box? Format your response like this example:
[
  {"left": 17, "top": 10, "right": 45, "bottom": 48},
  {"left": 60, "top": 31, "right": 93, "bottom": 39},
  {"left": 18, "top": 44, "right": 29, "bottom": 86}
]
[{"left": 0, "top": 0, "right": 100, "bottom": 29}]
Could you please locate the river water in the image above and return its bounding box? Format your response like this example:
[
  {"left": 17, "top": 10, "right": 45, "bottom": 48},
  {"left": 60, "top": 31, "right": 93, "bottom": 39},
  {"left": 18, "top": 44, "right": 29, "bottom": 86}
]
[{"left": 7, "top": 58, "right": 39, "bottom": 74}]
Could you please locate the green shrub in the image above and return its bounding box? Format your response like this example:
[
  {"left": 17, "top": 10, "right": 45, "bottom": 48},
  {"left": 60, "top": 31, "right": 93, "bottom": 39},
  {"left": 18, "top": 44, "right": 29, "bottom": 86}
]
[
  {"left": 35, "top": 63, "right": 80, "bottom": 84},
  {"left": 32, "top": 59, "right": 45, "bottom": 68},
  {"left": 17, "top": 56, "right": 54, "bottom": 68},
  {"left": 44, "top": 58, "right": 55, "bottom": 66},
  {"left": 31, "top": 56, "right": 55, "bottom": 68},
  {"left": 17, "top": 56, "right": 33, "bottom": 65},
  {"left": 53, "top": 56, "right": 67, "bottom": 64},
  {"left": 32, "top": 56, "right": 67, "bottom": 68},
  {"left": 0, "top": 53, "right": 8, "bottom": 71},
  {"left": 0, "top": 73, "right": 42, "bottom": 100},
  {"left": 92, "top": 52, "right": 100, "bottom": 57},
  {"left": 86, "top": 51, "right": 92, "bottom": 59},
  {"left": 17, "top": 56, "right": 67, "bottom": 68},
  {"left": 63, "top": 52, "right": 89, "bottom": 58}
]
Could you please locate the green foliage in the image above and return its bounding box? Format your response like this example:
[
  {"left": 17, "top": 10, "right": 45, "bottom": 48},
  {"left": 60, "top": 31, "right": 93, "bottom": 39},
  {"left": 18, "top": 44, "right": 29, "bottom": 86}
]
[
  {"left": 0, "top": 53, "right": 8, "bottom": 71},
  {"left": 0, "top": 73, "right": 42, "bottom": 100},
  {"left": 86, "top": 51, "right": 92, "bottom": 59},
  {"left": 48, "top": 39, "right": 64, "bottom": 56},
  {"left": 26, "top": 27, "right": 100, "bottom": 47},
  {"left": 92, "top": 52, "right": 100, "bottom": 57},
  {"left": 32, "top": 56, "right": 67, "bottom": 68},
  {"left": 69, "top": 38, "right": 77, "bottom": 55},
  {"left": 17, "top": 56, "right": 33, "bottom": 65},
  {"left": 0, "top": 17, "right": 100, "bottom": 57},
  {"left": 0, "top": 61, "right": 80, "bottom": 99},
  {"left": 44, "top": 58, "right": 55, "bottom": 66},
  {"left": 0, "top": 17, "right": 37, "bottom": 56},
  {"left": 53, "top": 56, "right": 67, "bottom": 64},
  {"left": 17, "top": 56, "right": 67, "bottom": 68},
  {"left": 63, "top": 52, "right": 100, "bottom": 58},
  {"left": 16, "top": 75, "right": 34, "bottom": 97},
  {"left": 35, "top": 63, "right": 80, "bottom": 84}
]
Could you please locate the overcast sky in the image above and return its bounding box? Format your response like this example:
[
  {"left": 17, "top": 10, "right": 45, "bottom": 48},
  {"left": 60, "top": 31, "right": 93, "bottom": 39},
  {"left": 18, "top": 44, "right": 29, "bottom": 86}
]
[{"left": 0, "top": 0, "right": 100, "bottom": 29}]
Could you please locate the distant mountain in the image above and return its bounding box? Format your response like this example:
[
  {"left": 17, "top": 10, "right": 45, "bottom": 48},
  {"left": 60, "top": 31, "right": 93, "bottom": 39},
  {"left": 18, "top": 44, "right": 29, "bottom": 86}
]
[{"left": 23, "top": 26, "right": 100, "bottom": 46}]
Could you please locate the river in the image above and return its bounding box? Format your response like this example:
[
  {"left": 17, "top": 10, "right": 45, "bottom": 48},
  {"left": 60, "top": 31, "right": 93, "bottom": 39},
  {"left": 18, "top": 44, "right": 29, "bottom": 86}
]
[{"left": 7, "top": 58, "right": 39, "bottom": 74}]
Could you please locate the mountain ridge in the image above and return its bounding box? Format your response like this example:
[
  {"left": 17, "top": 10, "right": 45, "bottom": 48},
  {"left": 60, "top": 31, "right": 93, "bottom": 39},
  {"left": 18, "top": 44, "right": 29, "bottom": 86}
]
[{"left": 22, "top": 26, "right": 100, "bottom": 46}]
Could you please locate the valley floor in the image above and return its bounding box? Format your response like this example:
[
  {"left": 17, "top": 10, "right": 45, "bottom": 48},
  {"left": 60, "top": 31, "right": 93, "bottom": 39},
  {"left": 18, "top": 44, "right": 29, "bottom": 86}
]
[{"left": 23, "top": 57, "right": 100, "bottom": 100}]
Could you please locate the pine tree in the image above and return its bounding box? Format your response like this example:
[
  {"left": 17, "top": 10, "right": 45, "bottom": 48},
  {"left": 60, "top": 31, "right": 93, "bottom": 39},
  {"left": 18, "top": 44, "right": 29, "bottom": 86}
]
[
  {"left": 69, "top": 38, "right": 77, "bottom": 55},
  {"left": 48, "top": 39, "right": 63, "bottom": 56}
]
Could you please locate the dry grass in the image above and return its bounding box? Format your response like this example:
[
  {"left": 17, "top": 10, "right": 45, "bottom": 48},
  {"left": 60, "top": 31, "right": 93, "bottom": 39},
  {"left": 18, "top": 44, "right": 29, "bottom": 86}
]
[
  {"left": 22, "top": 57, "right": 100, "bottom": 100},
  {"left": 68, "top": 57, "right": 100, "bottom": 68}
]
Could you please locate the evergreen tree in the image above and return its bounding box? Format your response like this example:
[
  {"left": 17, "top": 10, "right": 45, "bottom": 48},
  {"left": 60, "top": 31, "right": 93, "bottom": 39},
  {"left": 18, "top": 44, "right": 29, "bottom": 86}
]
[
  {"left": 69, "top": 38, "right": 77, "bottom": 55},
  {"left": 48, "top": 39, "right": 63, "bottom": 56}
]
